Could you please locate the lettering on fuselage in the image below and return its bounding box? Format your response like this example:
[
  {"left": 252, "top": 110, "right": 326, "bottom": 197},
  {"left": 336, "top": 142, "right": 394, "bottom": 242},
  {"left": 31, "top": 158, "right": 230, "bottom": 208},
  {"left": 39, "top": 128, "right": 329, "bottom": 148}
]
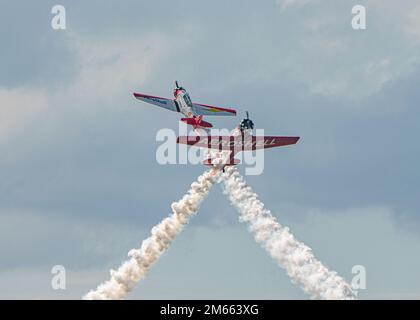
[{"left": 188, "top": 137, "right": 277, "bottom": 150}]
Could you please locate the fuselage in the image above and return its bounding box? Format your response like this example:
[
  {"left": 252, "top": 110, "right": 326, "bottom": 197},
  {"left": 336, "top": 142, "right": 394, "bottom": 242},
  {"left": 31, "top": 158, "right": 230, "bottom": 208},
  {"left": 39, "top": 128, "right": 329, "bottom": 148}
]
[{"left": 174, "top": 88, "right": 195, "bottom": 119}]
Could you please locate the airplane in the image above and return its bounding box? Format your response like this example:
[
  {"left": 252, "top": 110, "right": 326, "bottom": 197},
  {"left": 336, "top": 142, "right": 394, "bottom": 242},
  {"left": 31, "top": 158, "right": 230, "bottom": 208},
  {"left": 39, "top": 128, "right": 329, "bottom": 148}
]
[
  {"left": 133, "top": 81, "right": 237, "bottom": 129},
  {"left": 177, "top": 112, "right": 300, "bottom": 171}
]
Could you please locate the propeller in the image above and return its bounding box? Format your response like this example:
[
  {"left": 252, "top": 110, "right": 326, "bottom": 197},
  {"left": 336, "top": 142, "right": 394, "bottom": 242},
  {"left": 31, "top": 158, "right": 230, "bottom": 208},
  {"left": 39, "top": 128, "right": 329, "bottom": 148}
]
[{"left": 175, "top": 80, "right": 185, "bottom": 92}]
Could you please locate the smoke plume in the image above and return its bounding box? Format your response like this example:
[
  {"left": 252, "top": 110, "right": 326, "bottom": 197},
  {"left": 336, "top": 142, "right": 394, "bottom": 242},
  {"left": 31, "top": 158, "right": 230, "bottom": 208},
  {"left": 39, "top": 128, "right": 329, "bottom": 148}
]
[
  {"left": 84, "top": 168, "right": 219, "bottom": 300},
  {"left": 221, "top": 167, "right": 356, "bottom": 300}
]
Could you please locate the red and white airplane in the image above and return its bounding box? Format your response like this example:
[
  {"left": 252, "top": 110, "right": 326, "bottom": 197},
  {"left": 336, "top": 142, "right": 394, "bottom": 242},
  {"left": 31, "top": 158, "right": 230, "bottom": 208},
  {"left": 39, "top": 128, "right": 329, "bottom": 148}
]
[
  {"left": 177, "top": 112, "right": 300, "bottom": 170},
  {"left": 133, "top": 81, "right": 237, "bottom": 129}
]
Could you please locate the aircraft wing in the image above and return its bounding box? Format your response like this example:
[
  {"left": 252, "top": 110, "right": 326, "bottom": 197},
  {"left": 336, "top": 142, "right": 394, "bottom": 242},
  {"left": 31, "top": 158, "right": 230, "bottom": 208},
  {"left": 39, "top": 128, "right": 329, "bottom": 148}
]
[
  {"left": 133, "top": 93, "right": 178, "bottom": 112},
  {"left": 192, "top": 103, "right": 237, "bottom": 116},
  {"left": 255, "top": 136, "right": 300, "bottom": 150},
  {"left": 177, "top": 135, "right": 299, "bottom": 152}
]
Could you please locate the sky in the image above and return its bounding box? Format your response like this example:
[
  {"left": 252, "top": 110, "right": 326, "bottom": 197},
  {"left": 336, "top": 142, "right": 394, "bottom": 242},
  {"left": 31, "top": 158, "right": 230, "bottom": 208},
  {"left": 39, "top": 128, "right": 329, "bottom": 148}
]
[{"left": 0, "top": 0, "right": 420, "bottom": 299}]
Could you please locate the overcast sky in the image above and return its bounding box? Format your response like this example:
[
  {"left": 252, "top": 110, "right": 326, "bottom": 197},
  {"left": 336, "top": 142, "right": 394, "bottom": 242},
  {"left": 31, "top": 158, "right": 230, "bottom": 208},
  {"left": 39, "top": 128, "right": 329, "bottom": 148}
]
[{"left": 0, "top": 0, "right": 420, "bottom": 299}]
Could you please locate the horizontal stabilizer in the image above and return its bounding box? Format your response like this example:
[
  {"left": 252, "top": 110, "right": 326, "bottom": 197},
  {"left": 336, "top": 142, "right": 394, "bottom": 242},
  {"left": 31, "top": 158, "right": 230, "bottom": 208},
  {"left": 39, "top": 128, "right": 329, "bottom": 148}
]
[{"left": 180, "top": 118, "right": 213, "bottom": 128}]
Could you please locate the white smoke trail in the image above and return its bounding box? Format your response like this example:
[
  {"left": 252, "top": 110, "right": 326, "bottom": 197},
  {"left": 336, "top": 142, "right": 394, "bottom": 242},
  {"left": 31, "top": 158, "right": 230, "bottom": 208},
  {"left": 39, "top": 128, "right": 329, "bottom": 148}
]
[
  {"left": 221, "top": 167, "right": 356, "bottom": 300},
  {"left": 84, "top": 168, "right": 219, "bottom": 300}
]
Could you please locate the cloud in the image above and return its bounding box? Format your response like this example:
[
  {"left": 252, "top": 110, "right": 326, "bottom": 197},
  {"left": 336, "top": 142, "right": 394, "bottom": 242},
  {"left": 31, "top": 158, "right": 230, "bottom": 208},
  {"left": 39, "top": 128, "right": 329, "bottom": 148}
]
[
  {"left": 66, "top": 32, "right": 176, "bottom": 101},
  {"left": 0, "top": 210, "right": 143, "bottom": 270},
  {"left": 405, "top": 5, "right": 420, "bottom": 43},
  {"left": 0, "top": 1, "right": 77, "bottom": 87},
  {"left": 276, "top": 0, "right": 311, "bottom": 11},
  {"left": 0, "top": 88, "right": 49, "bottom": 143},
  {"left": 269, "top": 1, "right": 420, "bottom": 99}
]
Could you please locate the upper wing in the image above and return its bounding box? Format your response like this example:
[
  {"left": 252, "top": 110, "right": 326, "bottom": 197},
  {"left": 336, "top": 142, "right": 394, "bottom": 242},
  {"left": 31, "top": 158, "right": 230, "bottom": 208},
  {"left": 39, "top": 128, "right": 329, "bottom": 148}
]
[
  {"left": 177, "top": 135, "right": 300, "bottom": 152},
  {"left": 192, "top": 103, "right": 237, "bottom": 116},
  {"left": 133, "top": 93, "right": 179, "bottom": 112}
]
